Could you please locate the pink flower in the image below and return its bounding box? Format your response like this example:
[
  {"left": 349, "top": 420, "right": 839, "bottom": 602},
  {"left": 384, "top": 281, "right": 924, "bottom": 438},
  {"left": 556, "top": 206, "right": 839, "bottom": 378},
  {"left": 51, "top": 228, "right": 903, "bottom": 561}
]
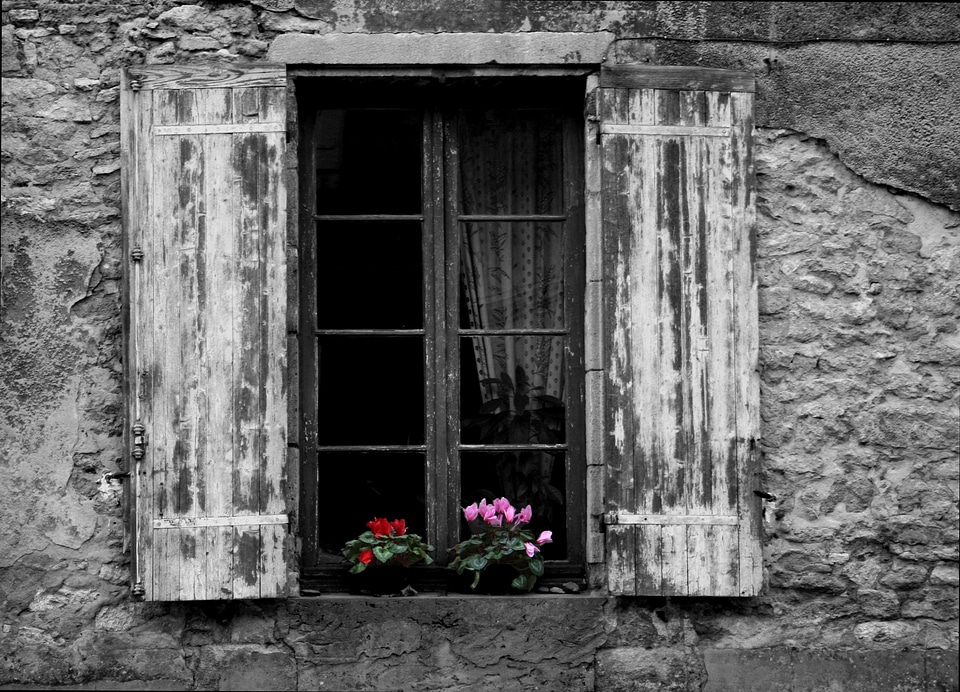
[
  {"left": 517, "top": 505, "right": 532, "bottom": 524},
  {"left": 503, "top": 505, "right": 516, "bottom": 524},
  {"left": 479, "top": 502, "right": 499, "bottom": 524},
  {"left": 536, "top": 530, "right": 553, "bottom": 545},
  {"left": 483, "top": 512, "right": 502, "bottom": 527},
  {"left": 493, "top": 497, "right": 511, "bottom": 514},
  {"left": 463, "top": 503, "right": 480, "bottom": 522},
  {"left": 524, "top": 542, "right": 539, "bottom": 558}
]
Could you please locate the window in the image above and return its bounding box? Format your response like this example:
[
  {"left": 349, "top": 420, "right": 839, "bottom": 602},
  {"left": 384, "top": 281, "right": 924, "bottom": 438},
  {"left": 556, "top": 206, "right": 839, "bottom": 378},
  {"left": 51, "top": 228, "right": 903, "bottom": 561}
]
[
  {"left": 296, "top": 78, "right": 586, "bottom": 587},
  {"left": 121, "top": 61, "right": 761, "bottom": 601}
]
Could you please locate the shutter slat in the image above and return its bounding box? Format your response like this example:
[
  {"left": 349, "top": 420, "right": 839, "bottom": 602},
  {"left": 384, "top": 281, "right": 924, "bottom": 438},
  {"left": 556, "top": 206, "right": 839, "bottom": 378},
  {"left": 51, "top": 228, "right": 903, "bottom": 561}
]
[
  {"left": 732, "top": 90, "right": 763, "bottom": 596},
  {"left": 123, "top": 65, "right": 291, "bottom": 601},
  {"left": 601, "top": 67, "right": 761, "bottom": 597}
]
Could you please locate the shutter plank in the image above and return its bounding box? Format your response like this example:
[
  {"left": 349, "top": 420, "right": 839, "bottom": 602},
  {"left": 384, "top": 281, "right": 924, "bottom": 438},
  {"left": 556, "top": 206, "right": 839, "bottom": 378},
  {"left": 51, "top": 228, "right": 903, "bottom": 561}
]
[
  {"left": 124, "top": 65, "right": 290, "bottom": 601},
  {"left": 234, "top": 86, "right": 263, "bottom": 523},
  {"left": 260, "top": 83, "right": 290, "bottom": 598},
  {"left": 634, "top": 524, "right": 661, "bottom": 595},
  {"left": 177, "top": 88, "right": 204, "bottom": 523},
  {"left": 732, "top": 91, "right": 763, "bottom": 596},
  {"left": 153, "top": 87, "right": 179, "bottom": 593},
  {"left": 159, "top": 87, "right": 189, "bottom": 602},
  {"left": 602, "top": 86, "right": 636, "bottom": 518},
  {"left": 687, "top": 524, "right": 738, "bottom": 596},
  {"left": 661, "top": 525, "right": 686, "bottom": 596},
  {"left": 606, "top": 525, "right": 637, "bottom": 596}
]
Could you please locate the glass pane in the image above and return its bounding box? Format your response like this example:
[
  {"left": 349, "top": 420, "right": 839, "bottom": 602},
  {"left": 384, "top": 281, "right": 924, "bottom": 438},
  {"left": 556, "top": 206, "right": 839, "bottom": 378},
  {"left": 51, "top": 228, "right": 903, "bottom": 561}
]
[
  {"left": 317, "top": 221, "right": 422, "bottom": 330},
  {"left": 316, "top": 109, "right": 421, "bottom": 215},
  {"left": 317, "top": 336, "right": 424, "bottom": 445},
  {"left": 460, "top": 336, "right": 565, "bottom": 444},
  {"left": 461, "top": 451, "right": 567, "bottom": 558},
  {"left": 460, "top": 221, "right": 565, "bottom": 331},
  {"left": 458, "top": 109, "right": 564, "bottom": 216},
  {"left": 316, "top": 452, "right": 425, "bottom": 556}
]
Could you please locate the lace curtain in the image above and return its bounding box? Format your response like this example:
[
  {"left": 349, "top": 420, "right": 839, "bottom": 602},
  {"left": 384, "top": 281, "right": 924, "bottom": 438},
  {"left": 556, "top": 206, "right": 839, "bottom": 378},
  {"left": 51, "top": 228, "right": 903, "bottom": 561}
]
[{"left": 457, "top": 109, "right": 566, "bottom": 409}]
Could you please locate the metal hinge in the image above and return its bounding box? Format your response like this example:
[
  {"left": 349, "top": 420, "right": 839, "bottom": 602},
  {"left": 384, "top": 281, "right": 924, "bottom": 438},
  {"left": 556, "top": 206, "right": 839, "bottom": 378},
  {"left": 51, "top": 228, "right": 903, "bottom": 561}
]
[
  {"left": 130, "top": 245, "right": 144, "bottom": 262},
  {"left": 131, "top": 421, "right": 147, "bottom": 460}
]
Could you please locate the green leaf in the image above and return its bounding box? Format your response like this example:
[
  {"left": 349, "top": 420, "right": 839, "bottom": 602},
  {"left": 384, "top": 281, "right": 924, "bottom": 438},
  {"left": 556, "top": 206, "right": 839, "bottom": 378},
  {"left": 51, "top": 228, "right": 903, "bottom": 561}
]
[
  {"left": 466, "top": 556, "right": 488, "bottom": 571},
  {"left": 372, "top": 546, "right": 392, "bottom": 563},
  {"left": 511, "top": 574, "right": 528, "bottom": 590},
  {"left": 529, "top": 558, "right": 544, "bottom": 576}
]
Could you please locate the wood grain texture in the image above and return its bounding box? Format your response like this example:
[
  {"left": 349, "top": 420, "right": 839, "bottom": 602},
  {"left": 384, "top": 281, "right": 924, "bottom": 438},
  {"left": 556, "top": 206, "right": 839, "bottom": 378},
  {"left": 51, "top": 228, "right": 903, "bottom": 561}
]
[
  {"left": 601, "top": 82, "right": 760, "bottom": 597},
  {"left": 127, "top": 64, "right": 286, "bottom": 91},
  {"left": 123, "top": 65, "right": 290, "bottom": 601},
  {"left": 600, "top": 65, "right": 755, "bottom": 93}
]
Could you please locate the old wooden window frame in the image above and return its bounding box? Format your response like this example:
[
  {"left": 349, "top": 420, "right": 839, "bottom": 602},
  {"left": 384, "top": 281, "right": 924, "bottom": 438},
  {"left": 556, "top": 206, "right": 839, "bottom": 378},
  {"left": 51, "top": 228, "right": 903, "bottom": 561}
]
[
  {"left": 120, "top": 55, "right": 759, "bottom": 601},
  {"left": 294, "top": 72, "right": 590, "bottom": 591}
]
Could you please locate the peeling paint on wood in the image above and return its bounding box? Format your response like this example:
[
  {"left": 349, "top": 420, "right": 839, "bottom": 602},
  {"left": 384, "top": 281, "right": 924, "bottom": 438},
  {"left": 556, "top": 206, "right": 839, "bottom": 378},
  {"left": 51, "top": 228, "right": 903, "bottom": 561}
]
[
  {"left": 600, "top": 67, "right": 761, "bottom": 597},
  {"left": 122, "top": 65, "right": 290, "bottom": 601}
]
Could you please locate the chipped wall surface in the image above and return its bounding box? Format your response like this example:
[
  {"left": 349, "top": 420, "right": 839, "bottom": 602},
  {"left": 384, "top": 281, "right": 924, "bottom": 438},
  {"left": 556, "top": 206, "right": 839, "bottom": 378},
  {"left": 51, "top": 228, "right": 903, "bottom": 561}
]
[{"left": 1, "top": 2, "right": 958, "bottom": 690}]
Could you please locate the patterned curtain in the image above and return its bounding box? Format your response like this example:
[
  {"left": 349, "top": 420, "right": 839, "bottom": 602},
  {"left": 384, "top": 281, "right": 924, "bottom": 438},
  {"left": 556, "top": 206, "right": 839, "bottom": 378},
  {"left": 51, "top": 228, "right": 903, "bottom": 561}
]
[{"left": 458, "top": 109, "right": 566, "bottom": 408}]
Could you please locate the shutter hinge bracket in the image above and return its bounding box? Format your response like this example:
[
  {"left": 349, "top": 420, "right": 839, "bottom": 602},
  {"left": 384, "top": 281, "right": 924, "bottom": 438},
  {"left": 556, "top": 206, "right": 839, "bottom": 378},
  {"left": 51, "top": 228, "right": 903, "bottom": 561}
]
[
  {"left": 130, "top": 245, "right": 144, "bottom": 262},
  {"left": 131, "top": 580, "right": 145, "bottom": 599},
  {"left": 132, "top": 421, "right": 147, "bottom": 460}
]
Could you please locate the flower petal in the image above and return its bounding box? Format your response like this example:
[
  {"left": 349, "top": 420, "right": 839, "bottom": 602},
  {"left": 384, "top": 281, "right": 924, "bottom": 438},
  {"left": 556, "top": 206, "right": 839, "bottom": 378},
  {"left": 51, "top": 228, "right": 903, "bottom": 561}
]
[{"left": 517, "top": 505, "right": 533, "bottom": 524}]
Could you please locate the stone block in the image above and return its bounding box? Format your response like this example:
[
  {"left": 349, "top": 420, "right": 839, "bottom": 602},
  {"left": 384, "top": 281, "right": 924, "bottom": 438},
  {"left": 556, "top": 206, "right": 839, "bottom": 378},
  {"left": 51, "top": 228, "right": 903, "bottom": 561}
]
[
  {"left": 856, "top": 589, "right": 900, "bottom": 620},
  {"left": 195, "top": 645, "right": 297, "bottom": 691},
  {"left": 926, "top": 650, "right": 960, "bottom": 692},
  {"left": 792, "top": 649, "right": 924, "bottom": 692},
  {"left": 703, "top": 648, "right": 793, "bottom": 692},
  {"left": 597, "top": 646, "right": 705, "bottom": 692}
]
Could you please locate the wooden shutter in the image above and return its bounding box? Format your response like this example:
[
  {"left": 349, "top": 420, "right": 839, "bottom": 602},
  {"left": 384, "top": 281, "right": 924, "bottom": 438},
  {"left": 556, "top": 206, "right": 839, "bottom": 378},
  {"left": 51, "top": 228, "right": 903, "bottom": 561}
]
[
  {"left": 121, "top": 64, "right": 290, "bottom": 600},
  {"left": 600, "top": 65, "right": 762, "bottom": 597}
]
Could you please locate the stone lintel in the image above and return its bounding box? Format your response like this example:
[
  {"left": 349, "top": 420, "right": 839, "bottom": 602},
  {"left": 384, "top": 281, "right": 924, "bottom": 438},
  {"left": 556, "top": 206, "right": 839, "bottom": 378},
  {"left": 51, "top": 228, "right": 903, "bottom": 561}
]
[{"left": 268, "top": 31, "right": 615, "bottom": 66}]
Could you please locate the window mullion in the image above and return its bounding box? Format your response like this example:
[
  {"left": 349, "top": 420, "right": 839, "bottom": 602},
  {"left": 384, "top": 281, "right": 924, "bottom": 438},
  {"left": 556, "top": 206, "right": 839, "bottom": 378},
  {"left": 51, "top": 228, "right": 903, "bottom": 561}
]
[
  {"left": 440, "top": 106, "right": 462, "bottom": 561},
  {"left": 425, "top": 107, "right": 449, "bottom": 560}
]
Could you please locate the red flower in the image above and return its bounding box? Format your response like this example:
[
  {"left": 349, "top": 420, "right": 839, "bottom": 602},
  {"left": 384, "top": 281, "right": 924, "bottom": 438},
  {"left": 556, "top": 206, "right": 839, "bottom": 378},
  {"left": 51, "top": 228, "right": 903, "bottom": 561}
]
[
  {"left": 391, "top": 519, "right": 407, "bottom": 536},
  {"left": 367, "top": 517, "right": 392, "bottom": 537},
  {"left": 359, "top": 549, "right": 373, "bottom": 564}
]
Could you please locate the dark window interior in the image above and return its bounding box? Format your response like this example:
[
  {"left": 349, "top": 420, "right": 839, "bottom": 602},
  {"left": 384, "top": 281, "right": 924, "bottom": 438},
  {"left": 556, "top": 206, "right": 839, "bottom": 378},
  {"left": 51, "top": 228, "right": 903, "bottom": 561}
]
[{"left": 298, "top": 77, "right": 585, "bottom": 591}]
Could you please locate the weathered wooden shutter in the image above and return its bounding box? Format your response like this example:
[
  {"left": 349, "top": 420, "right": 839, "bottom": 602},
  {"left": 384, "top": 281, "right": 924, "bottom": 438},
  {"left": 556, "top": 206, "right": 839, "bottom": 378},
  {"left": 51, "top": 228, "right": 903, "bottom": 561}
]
[
  {"left": 121, "top": 64, "right": 290, "bottom": 600},
  {"left": 600, "top": 65, "right": 762, "bottom": 597}
]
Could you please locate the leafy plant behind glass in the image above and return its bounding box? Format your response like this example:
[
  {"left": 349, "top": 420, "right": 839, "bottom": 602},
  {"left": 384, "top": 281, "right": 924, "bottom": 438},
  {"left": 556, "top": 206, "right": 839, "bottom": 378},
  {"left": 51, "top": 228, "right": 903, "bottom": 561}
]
[{"left": 463, "top": 365, "right": 565, "bottom": 527}]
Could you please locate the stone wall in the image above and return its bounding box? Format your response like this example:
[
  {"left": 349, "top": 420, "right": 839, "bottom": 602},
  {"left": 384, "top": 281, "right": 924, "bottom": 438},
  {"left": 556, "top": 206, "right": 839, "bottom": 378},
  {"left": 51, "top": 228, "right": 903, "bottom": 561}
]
[{"left": 2, "top": 2, "right": 958, "bottom": 690}]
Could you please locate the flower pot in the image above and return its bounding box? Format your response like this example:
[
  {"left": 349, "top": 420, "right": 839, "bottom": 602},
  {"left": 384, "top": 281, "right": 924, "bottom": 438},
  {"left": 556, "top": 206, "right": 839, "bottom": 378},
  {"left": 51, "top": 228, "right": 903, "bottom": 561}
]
[
  {"left": 348, "top": 566, "right": 413, "bottom": 596},
  {"left": 454, "top": 564, "right": 526, "bottom": 594}
]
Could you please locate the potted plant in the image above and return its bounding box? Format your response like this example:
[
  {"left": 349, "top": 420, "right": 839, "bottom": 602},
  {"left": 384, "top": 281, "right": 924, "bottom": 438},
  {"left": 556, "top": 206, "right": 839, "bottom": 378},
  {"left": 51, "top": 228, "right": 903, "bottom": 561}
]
[
  {"left": 449, "top": 497, "right": 553, "bottom": 592},
  {"left": 342, "top": 517, "right": 434, "bottom": 595}
]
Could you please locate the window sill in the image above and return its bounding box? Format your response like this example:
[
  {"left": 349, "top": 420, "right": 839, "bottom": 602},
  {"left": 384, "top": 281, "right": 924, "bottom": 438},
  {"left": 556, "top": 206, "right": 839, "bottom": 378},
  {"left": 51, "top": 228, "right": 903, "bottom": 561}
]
[{"left": 297, "top": 591, "right": 604, "bottom": 603}]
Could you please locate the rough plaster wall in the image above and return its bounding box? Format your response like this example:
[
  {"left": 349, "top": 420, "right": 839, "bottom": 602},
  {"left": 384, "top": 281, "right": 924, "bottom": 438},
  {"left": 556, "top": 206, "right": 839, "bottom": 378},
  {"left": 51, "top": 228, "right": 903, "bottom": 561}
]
[{"left": 1, "top": 1, "right": 958, "bottom": 690}]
